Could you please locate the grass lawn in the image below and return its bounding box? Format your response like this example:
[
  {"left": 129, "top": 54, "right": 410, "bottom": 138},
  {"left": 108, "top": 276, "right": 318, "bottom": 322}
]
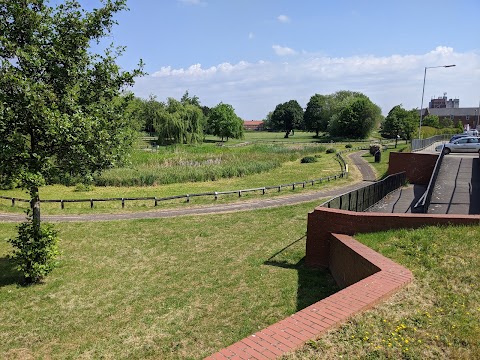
[
  {"left": 0, "top": 201, "right": 338, "bottom": 359},
  {"left": 286, "top": 225, "right": 480, "bottom": 359}
]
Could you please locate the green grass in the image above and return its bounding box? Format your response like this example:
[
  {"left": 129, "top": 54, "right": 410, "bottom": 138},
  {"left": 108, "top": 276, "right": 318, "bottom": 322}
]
[
  {"left": 362, "top": 143, "right": 409, "bottom": 179},
  {"left": 0, "top": 150, "right": 351, "bottom": 215},
  {"left": 0, "top": 201, "right": 337, "bottom": 359},
  {"left": 286, "top": 225, "right": 480, "bottom": 359}
]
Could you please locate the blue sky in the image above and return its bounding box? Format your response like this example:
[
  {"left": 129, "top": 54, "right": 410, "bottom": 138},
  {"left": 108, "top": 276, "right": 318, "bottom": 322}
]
[{"left": 85, "top": 0, "right": 480, "bottom": 119}]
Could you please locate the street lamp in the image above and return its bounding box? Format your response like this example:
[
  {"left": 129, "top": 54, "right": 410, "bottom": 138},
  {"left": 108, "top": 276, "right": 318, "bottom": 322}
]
[{"left": 418, "top": 64, "right": 456, "bottom": 139}]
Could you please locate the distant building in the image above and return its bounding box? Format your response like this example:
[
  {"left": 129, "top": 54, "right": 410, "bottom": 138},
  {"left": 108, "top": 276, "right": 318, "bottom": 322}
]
[
  {"left": 428, "top": 93, "right": 459, "bottom": 109},
  {"left": 243, "top": 120, "right": 264, "bottom": 131},
  {"left": 421, "top": 94, "right": 480, "bottom": 129}
]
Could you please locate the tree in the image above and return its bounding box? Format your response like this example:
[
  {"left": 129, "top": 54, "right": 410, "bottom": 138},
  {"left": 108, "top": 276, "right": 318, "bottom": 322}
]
[
  {"left": 328, "top": 96, "right": 382, "bottom": 139},
  {"left": 155, "top": 98, "right": 204, "bottom": 145},
  {"left": 0, "top": 0, "right": 143, "bottom": 283},
  {"left": 422, "top": 114, "right": 440, "bottom": 128},
  {"left": 381, "top": 105, "right": 418, "bottom": 147},
  {"left": 304, "top": 94, "right": 330, "bottom": 137},
  {"left": 207, "top": 103, "right": 244, "bottom": 141},
  {"left": 439, "top": 117, "right": 454, "bottom": 128},
  {"left": 270, "top": 100, "right": 304, "bottom": 138}
]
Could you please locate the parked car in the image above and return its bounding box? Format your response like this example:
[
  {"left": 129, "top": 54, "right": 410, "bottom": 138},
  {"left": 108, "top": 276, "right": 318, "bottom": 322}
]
[
  {"left": 436, "top": 136, "right": 480, "bottom": 154},
  {"left": 449, "top": 133, "right": 470, "bottom": 142}
]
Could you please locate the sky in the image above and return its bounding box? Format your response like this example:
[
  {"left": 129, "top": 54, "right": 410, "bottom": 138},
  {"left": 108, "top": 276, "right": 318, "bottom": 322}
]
[{"left": 82, "top": 0, "right": 480, "bottom": 119}]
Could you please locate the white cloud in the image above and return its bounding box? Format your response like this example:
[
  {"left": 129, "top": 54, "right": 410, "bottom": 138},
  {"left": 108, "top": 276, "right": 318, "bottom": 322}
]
[
  {"left": 277, "top": 15, "right": 291, "bottom": 23},
  {"left": 272, "top": 45, "right": 297, "bottom": 56},
  {"left": 133, "top": 47, "right": 480, "bottom": 120}
]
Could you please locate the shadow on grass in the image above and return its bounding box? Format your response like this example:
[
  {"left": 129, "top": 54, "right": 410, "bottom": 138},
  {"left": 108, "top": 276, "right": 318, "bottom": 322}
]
[
  {"left": 264, "top": 236, "right": 339, "bottom": 312},
  {"left": 0, "top": 257, "right": 22, "bottom": 287}
]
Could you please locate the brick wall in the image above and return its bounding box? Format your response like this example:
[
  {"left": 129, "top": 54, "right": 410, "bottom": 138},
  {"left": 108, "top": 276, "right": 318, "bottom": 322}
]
[
  {"left": 387, "top": 152, "right": 437, "bottom": 185},
  {"left": 206, "top": 233, "right": 413, "bottom": 360},
  {"left": 306, "top": 207, "right": 480, "bottom": 268}
]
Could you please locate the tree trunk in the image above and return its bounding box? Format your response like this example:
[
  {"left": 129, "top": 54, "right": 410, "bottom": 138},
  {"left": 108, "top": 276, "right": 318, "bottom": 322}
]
[{"left": 30, "top": 185, "right": 41, "bottom": 239}]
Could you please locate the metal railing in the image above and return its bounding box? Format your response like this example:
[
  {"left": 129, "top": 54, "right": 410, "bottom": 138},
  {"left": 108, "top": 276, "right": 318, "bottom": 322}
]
[
  {"left": 411, "top": 134, "right": 452, "bottom": 152},
  {"left": 320, "top": 172, "right": 407, "bottom": 212},
  {"left": 414, "top": 144, "right": 446, "bottom": 213}
]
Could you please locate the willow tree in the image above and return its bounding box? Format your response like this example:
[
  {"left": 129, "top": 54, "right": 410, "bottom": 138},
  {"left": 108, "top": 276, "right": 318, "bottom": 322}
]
[
  {"left": 0, "top": 0, "right": 143, "bottom": 283},
  {"left": 155, "top": 98, "right": 204, "bottom": 145}
]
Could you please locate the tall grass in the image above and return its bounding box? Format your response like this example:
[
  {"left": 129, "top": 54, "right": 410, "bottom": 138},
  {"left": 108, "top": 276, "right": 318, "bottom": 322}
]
[{"left": 96, "top": 144, "right": 326, "bottom": 186}]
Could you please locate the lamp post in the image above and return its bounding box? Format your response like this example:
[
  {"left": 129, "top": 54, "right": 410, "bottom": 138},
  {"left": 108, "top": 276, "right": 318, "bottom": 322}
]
[{"left": 418, "top": 64, "right": 456, "bottom": 139}]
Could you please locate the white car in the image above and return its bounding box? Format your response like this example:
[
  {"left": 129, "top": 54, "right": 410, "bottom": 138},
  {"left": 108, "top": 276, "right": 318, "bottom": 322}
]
[{"left": 435, "top": 136, "right": 480, "bottom": 154}]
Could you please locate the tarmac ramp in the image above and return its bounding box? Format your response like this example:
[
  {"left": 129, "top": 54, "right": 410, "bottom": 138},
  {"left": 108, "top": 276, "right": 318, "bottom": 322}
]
[{"left": 428, "top": 156, "right": 480, "bottom": 214}]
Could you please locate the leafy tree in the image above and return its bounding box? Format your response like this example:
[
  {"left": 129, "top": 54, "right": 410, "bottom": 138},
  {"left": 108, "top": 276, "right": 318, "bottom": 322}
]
[
  {"left": 304, "top": 94, "right": 330, "bottom": 137},
  {"left": 0, "top": 0, "right": 143, "bottom": 283},
  {"left": 207, "top": 103, "right": 244, "bottom": 141},
  {"left": 422, "top": 114, "right": 440, "bottom": 128},
  {"left": 142, "top": 95, "right": 164, "bottom": 134},
  {"left": 328, "top": 96, "right": 382, "bottom": 139},
  {"left": 270, "top": 100, "right": 304, "bottom": 138},
  {"left": 155, "top": 98, "right": 204, "bottom": 145},
  {"left": 439, "top": 117, "right": 454, "bottom": 128},
  {"left": 381, "top": 105, "right": 418, "bottom": 147}
]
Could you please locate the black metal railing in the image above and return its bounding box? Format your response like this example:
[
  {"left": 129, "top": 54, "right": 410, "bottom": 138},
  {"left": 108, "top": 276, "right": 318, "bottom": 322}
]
[{"left": 320, "top": 172, "right": 407, "bottom": 212}]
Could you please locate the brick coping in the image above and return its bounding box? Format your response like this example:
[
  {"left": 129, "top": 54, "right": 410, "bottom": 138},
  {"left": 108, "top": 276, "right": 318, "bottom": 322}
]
[{"left": 206, "top": 234, "right": 413, "bottom": 359}]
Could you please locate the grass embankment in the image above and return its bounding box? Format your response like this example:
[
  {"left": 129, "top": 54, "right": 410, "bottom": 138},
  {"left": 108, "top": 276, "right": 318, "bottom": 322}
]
[
  {"left": 0, "top": 141, "right": 364, "bottom": 215},
  {"left": 0, "top": 201, "right": 337, "bottom": 359},
  {"left": 287, "top": 225, "right": 480, "bottom": 359},
  {"left": 362, "top": 143, "right": 410, "bottom": 179}
]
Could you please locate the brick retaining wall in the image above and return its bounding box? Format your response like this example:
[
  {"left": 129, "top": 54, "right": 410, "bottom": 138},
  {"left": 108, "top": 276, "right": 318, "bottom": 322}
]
[
  {"left": 306, "top": 207, "right": 480, "bottom": 268},
  {"left": 387, "top": 152, "right": 437, "bottom": 185},
  {"left": 206, "top": 233, "right": 413, "bottom": 359}
]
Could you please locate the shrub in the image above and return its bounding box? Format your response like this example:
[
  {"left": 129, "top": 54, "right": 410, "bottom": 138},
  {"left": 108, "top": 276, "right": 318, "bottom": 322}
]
[
  {"left": 345, "top": 143, "right": 352, "bottom": 149},
  {"left": 326, "top": 148, "right": 336, "bottom": 154},
  {"left": 300, "top": 156, "right": 318, "bottom": 163},
  {"left": 74, "top": 183, "right": 94, "bottom": 192},
  {"left": 9, "top": 219, "right": 60, "bottom": 284}
]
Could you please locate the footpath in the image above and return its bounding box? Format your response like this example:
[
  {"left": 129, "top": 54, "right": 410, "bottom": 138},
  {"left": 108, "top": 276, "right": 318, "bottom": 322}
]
[{"left": 0, "top": 152, "right": 375, "bottom": 223}]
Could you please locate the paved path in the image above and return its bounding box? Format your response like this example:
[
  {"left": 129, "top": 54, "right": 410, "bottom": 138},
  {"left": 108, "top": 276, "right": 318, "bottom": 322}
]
[
  {"left": 428, "top": 156, "right": 480, "bottom": 214},
  {"left": 0, "top": 152, "right": 375, "bottom": 223}
]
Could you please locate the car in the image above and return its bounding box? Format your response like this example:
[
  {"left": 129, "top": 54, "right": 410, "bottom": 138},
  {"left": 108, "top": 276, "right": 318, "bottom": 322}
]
[
  {"left": 435, "top": 136, "right": 480, "bottom": 154},
  {"left": 449, "top": 133, "right": 470, "bottom": 142}
]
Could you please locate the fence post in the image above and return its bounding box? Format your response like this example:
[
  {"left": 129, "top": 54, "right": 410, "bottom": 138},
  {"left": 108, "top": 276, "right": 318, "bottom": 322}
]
[
  {"left": 292, "top": 183, "right": 295, "bottom": 190},
  {"left": 90, "top": 199, "right": 94, "bottom": 208},
  {"left": 61, "top": 200, "right": 64, "bottom": 210},
  {"left": 122, "top": 198, "right": 125, "bottom": 208},
  {"left": 11, "top": 198, "right": 15, "bottom": 207},
  {"left": 215, "top": 192, "right": 218, "bottom": 200},
  {"left": 186, "top": 194, "right": 190, "bottom": 203},
  {"left": 154, "top": 197, "right": 157, "bottom": 206},
  {"left": 238, "top": 190, "right": 242, "bottom": 197},
  {"left": 262, "top": 188, "right": 265, "bottom": 195}
]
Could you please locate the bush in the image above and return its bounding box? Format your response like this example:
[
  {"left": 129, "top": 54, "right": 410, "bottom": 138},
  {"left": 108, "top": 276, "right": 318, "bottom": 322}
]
[
  {"left": 300, "top": 156, "right": 318, "bottom": 163},
  {"left": 9, "top": 220, "right": 60, "bottom": 284},
  {"left": 74, "top": 183, "right": 94, "bottom": 192},
  {"left": 345, "top": 143, "right": 352, "bottom": 149},
  {"left": 326, "top": 148, "right": 336, "bottom": 154}
]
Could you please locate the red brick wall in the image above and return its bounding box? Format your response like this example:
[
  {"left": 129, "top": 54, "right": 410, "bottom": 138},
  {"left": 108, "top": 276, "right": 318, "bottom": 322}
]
[
  {"left": 387, "top": 152, "right": 437, "bottom": 185},
  {"left": 306, "top": 207, "right": 480, "bottom": 268},
  {"left": 207, "top": 233, "right": 413, "bottom": 360}
]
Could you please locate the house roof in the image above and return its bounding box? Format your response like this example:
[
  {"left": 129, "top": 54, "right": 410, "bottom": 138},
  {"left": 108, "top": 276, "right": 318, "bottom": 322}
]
[
  {"left": 243, "top": 120, "right": 264, "bottom": 125},
  {"left": 421, "top": 107, "right": 480, "bottom": 117}
]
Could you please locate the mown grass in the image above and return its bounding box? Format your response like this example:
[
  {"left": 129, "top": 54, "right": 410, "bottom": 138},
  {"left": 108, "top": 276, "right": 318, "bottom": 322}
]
[
  {"left": 285, "top": 225, "right": 480, "bottom": 359},
  {"left": 0, "top": 201, "right": 338, "bottom": 360}
]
